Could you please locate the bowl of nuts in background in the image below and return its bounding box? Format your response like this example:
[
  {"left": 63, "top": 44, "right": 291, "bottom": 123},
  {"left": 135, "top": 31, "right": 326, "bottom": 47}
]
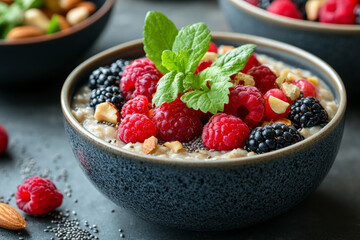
[
  {"left": 218, "top": 0, "right": 360, "bottom": 98},
  {"left": 0, "top": 0, "right": 115, "bottom": 84}
]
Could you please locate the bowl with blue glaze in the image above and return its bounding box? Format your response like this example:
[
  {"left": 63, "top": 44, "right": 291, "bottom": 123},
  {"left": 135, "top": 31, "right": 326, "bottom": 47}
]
[
  {"left": 218, "top": 0, "right": 359, "bottom": 97},
  {"left": 61, "top": 32, "right": 346, "bottom": 231},
  {"left": 0, "top": 0, "right": 115, "bottom": 85}
]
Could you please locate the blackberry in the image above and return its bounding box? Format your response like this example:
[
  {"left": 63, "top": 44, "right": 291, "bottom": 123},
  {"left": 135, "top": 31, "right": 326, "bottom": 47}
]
[
  {"left": 288, "top": 97, "right": 328, "bottom": 128},
  {"left": 245, "top": 123, "right": 303, "bottom": 154},
  {"left": 88, "top": 59, "right": 130, "bottom": 90},
  {"left": 90, "top": 86, "right": 126, "bottom": 111},
  {"left": 258, "top": 0, "right": 274, "bottom": 9}
]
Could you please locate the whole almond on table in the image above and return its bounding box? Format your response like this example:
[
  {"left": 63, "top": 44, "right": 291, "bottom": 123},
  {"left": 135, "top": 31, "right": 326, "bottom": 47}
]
[{"left": 0, "top": 203, "right": 26, "bottom": 230}]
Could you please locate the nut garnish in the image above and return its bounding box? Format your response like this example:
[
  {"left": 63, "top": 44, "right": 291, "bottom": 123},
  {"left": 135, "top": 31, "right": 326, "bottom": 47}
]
[
  {"left": 0, "top": 203, "right": 26, "bottom": 230},
  {"left": 94, "top": 102, "right": 120, "bottom": 124},
  {"left": 142, "top": 136, "right": 158, "bottom": 154},
  {"left": 233, "top": 72, "right": 255, "bottom": 86},
  {"left": 268, "top": 96, "right": 290, "bottom": 114},
  {"left": 201, "top": 52, "right": 218, "bottom": 62},
  {"left": 307, "top": 77, "right": 319, "bottom": 86},
  {"left": 306, "top": 0, "right": 327, "bottom": 21},
  {"left": 164, "top": 141, "right": 183, "bottom": 153},
  {"left": 281, "top": 82, "right": 300, "bottom": 101}
]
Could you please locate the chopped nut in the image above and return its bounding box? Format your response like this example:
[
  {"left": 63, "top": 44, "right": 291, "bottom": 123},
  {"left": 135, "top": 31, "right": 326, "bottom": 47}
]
[
  {"left": 201, "top": 52, "right": 218, "bottom": 62},
  {"left": 94, "top": 102, "right": 120, "bottom": 124},
  {"left": 268, "top": 96, "right": 290, "bottom": 114},
  {"left": 299, "top": 128, "right": 311, "bottom": 138},
  {"left": 164, "top": 141, "right": 183, "bottom": 153},
  {"left": 307, "top": 77, "right": 319, "bottom": 86},
  {"left": 142, "top": 136, "right": 158, "bottom": 154},
  {"left": 306, "top": 0, "right": 327, "bottom": 21},
  {"left": 287, "top": 72, "right": 303, "bottom": 81},
  {"left": 218, "top": 45, "right": 234, "bottom": 55},
  {"left": 233, "top": 72, "right": 255, "bottom": 86},
  {"left": 281, "top": 82, "right": 300, "bottom": 101}
]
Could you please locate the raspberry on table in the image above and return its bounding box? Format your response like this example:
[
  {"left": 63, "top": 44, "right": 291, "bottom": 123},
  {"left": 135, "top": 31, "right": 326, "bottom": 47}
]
[
  {"left": 263, "top": 88, "right": 293, "bottom": 121},
  {"left": 120, "top": 58, "right": 162, "bottom": 102},
  {"left": 207, "top": 41, "right": 218, "bottom": 53},
  {"left": 247, "top": 65, "right": 277, "bottom": 94},
  {"left": 0, "top": 124, "right": 8, "bottom": 154},
  {"left": 15, "top": 177, "right": 63, "bottom": 215},
  {"left": 118, "top": 113, "right": 156, "bottom": 144},
  {"left": 319, "top": 0, "right": 357, "bottom": 24},
  {"left": 194, "top": 60, "right": 213, "bottom": 75},
  {"left": 121, "top": 95, "right": 150, "bottom": 118},
  {"left": 240, "top": 53, "right": 261, "bottom": 74},
  {"left": 267, "top": 0, "right": 303, "bottom": 19},
  {"left": 152, "top": 98, "right": 203, "bottom": 143},
  {"left": 292, "top": 79, "right": 317, "bottom": 98},
  {"left": 90, "top": 86, "right": 126, "bottom": 111},
  {"left": 224, "top": 86, "right": 265, "bottom": 129},
  {"left": 202, "top": 113, "right": 250, "bottom": 151},
  {"left": 288, "top": 96, "right": 328, "bottom": 128},
  {"left": 245, "top": 122, "right": 304, "bottom": 154}
]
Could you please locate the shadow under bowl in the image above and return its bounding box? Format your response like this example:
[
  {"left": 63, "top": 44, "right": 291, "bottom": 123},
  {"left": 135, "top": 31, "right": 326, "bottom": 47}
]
[
  {"left": 0, "top": 0, "right": 115, "bottom": 85},
  {"left": 61, "top": 32, "right": 346, "bottom": 231}
]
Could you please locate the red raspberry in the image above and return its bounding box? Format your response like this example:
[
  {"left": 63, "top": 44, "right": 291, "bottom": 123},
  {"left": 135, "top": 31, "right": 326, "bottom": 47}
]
[
  {"left": 152, "top": 98, "right": 202, "bottom": 142},
  {"left": 292, "top": 79, "right": 317, "bottom": 98},
  {"left": 118, "top": 113, "right": 156, "bottom": 144},
  {"left": 120, "top": 58, "right": 162, "bottom": 102},
  {"left": 194, "top": 60, "right": 213, "bottom": 74},
  {"left": 15, "top": 177, "right": 63, "bottom": 215},
  {"left": 267, "top": 0, "right": 303, "bottom": 19},
  {"left": 202, "top": 113, "right": 250, "bottom": 151},
  {"left": 246, "top": 0, "right": 259, "bottom": 6},
  {"left": 0, "top": 124, "right": 8, "bottom": 154},
  {"left": 263, "top": 88, "right": 292, "bottom": 121},
  {"left": 247, "top": 65, "right": 277, "bottom": 94},
  {"left": 121, "top": 95, "right": 149, "bottom": 118},
  {"left": 240, "top": 53, "right": 261, "bottom": 74},
  {"left": 319, "top": 0, "right": 356, "bottom": 24},
  {"left": 207, "top": 42, "right": 218, "bottom": 53},
  {"left": 224, "top": 86, "right": 265, "bottom": 129}
]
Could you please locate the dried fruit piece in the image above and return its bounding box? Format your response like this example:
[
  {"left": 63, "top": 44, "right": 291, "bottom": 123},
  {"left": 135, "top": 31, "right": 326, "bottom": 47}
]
[{"left": 0, "top": 203, "right": 26, "bottom": 230}]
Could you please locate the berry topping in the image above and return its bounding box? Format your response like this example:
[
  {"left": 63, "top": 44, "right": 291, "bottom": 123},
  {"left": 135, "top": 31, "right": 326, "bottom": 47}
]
[
  {"left": 240, "top": 53, "right": 261, "bottom": 74},
  {"left": 247, "top": 65, "right": 277, "bottom": 94},
  {"left": 15, "top": 177, "right": 63, "bottom": 215},
  {"left": 202, "top": 113, "right": 250, "bottom": 151},
  {"left": 288, "top": 96, "right": 328, "bottom": 128},
  {"left": 224, "top": 86, "right": 265, "bottom": 129},
  {"left": 319, "top": 0, "right": 356, "bottom": 24},
  {"left": 264, "top": 88, "right": 292, "bottom": 121},
  {"left": 152, "top": 98, "right": 203, "bottom": 143},
  {"left": 292, "top": 79, "right": 317, "bottom": 98},
  {"left": 267, "top": 0, "right": 303, "bottom": 19},
  {"left": 118, "top": 114, "right": 156, "bottom": 144},
  {"left": 90, "top": 86, "right": 126, "bottom": 111},
  {"left": 120, "top": 58, "right": 162, "bottom": 102},
  {"left": 245, "top": 123, "right": 303, "bottom": 154},
  {"left": 121, "top": 95, "right": 150, "bottom": 118},
  {"left": 246, "top": 0, "right": 259, "bottom": 6},
  {"left": 0, "top": 124, "right": 8, "bottom": 154},
  {"left": 207, "top": 41, "right": 218, "bottom": 53},
  {"left": 194, "top": 60, "right": 213, "bottom": 75}
]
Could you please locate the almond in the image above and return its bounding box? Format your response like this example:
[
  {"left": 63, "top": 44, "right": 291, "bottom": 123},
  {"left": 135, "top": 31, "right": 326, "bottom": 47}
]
[
  {"left": 66, "top": 6, "right": 90, "bottom": 26},
  {"left": 57, "top": 14, "right": 71, "bottom": 30},
  {"left": 306, "top": 0, "right": 327, "bottom": 21},
  {"left": 75, "top": 1, "right": 96, "bottom": 14},
  {"left": 94, "top": 102, "right": 120, "bottom": 124},
  {"left": 268, "top": 96, "right": 290, "bottom": 114},
  {"left": 24, "top": 8, "right": 50, "bottom": 32},
  {"left": 0, "top": 203, "right": 26, "bottom": 230},
  {"left": 164, "top": 141, "right": 183, "bottom": 153},
  {"left": 281, "top": 82, "right": 300, "bottom": 101},
  {"left": 142, "top": 136, "right": 158, "bottom": 154},
  {"left": 6, "top": 26, "right": 45, "bottom": 40}
]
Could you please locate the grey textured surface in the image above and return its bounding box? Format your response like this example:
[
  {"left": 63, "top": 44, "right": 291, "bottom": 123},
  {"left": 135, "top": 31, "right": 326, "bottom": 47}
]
[{"left": 0, "top": 0, "right": 360, "bottom": 239}]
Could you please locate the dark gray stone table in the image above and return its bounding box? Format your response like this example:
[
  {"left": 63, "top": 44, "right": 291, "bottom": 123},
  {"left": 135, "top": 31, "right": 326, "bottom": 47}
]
[{"left": 1, "top": 0, "right": 360, "bottom": 239}]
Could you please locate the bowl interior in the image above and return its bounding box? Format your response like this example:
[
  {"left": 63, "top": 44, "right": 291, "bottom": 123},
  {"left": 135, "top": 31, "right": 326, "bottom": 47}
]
[{"left": 61, "top": 32, "right": 346, "bottom": 166}]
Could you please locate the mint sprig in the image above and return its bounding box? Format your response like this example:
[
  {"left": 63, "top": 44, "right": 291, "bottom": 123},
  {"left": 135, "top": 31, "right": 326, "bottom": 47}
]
[{"left": 144, "top": 11, "right": 256, "bottom": 114}]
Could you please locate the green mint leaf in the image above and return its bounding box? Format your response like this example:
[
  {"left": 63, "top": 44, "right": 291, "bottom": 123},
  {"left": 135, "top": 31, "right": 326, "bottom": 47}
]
[
  {"left": 212, "top": 44, "right": 256, "bottom": 77},
  {"left": 153, "top": 71, "right": 185, "bottom": 107},
  {"left": 47, "top": 15, "right": 61, "bottom": 35},
  {"left": 15, "top": 0, "right": 43, "bottom": 9},
  {"left": 172, "top": 22, "right": 211, "bottom": 75},
  {"left": 181, "top": 67, "right": 232, "bottom": 114},
  {"left": 143, "top": 11, "right": 178, "bottom": 74},
  {"left": 161, "top": 49, "right": 190, "bottom": 73},
  {"left": 183, "top": 73, "right": 200, "bottom": 91}
]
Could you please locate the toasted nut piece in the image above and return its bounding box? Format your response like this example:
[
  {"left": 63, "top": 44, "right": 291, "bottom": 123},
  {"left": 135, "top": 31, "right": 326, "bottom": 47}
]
[
  {"left": 94, "top": 102, "right": 120, "bottom": 124},
  {"left": 233, "top": 72, "right": 255, "bottom": 86},
  {"left": 306, "top": 0, "right": 327, "bottom": 21},
  {"left": 75, "top": 1, "right": 96, "bottom": 14},
  {"left": 24, "top": 8, "right": 50, "bottom": 32},
  {"left": 307, "top": 77, "right": 319, "bottom": 86},
  {"left": 201, "top": 52, "right": 217, "bottom": 62},
  {"left": 164, "top": 141, "right": 183, "bottom": 153},
  {"left": 6, "top": 26, "right": 44, "bottom": 40},
  {"left": 59, "top": 0, "right": 82, "bottom": 11},
  {"left": 268, "top": 96, "right": 290, "bottom": 114},
  {"left": 218, "top": 45, "right": 234, "bottom": 55},
  {"left": 142, "top": 136, "right": 158, "bottom": 154},
  {"left": 262, "top": 118, "right": 292, "bottom": 127},
  {"left": 275, "top": 75, "right": 286, "bottom": 88},
  {"left": 57, "top": 14, "right": 71, "bottom": 30},
  {"left": 287, "top": 72, "right": 303, "bottom": 81},
  {"left": 0, "top": 203, "right": 26, "bottom": 230},
  {"left": 281, "top": 82, "right": 300, "bottom": 101},
  {"left": 66, "top": 6, "right": 90, "bottom": 26}
]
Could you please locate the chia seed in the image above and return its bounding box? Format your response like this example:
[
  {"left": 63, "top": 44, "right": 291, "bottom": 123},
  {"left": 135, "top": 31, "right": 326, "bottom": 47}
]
[{"left": 182, "top": 136, "right": 208, "bottom": 153}]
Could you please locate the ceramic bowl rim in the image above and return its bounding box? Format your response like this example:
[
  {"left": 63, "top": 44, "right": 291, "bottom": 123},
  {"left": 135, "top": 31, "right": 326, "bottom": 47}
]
[
  {"left": 61, "top": 32, "right": 347, "bottom": 167},
  {"left": 228, "top": 0, "right": 360, "bottom": 34},
  {"left": 0, "top": 0, "right": 115, "bottom": 46}
]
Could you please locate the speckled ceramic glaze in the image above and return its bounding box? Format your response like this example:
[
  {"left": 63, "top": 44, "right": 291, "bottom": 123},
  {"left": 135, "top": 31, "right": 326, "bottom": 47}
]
[
  {"left": 0, "top": 0, "right": 114, "bottom": 85},
  {"left": 61, "top": 33, "right": 346, "bottom": 231},
  {"left": 218, "top": 0, "right": 360, "bottom": 97}
]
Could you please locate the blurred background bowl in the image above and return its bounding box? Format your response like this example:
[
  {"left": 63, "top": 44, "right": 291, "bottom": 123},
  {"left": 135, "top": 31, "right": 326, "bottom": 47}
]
[
  {"left": 0, "top": 0, "right": 115, "bottom": 85},
  {"left": 61, "top": 32, "right": 346, "bottom": 230},
  {"left": 218, "top": 0, "right": 360, "bottom": 98}
]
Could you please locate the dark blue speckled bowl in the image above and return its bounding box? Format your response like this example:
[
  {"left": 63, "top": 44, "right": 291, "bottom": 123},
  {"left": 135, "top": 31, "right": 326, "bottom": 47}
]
[
  {"left": 61, "top": 33, "right": 346, "bottom": 231},
  {"left": 219, "top": 0, "right": 360, "bottom": 97}
]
